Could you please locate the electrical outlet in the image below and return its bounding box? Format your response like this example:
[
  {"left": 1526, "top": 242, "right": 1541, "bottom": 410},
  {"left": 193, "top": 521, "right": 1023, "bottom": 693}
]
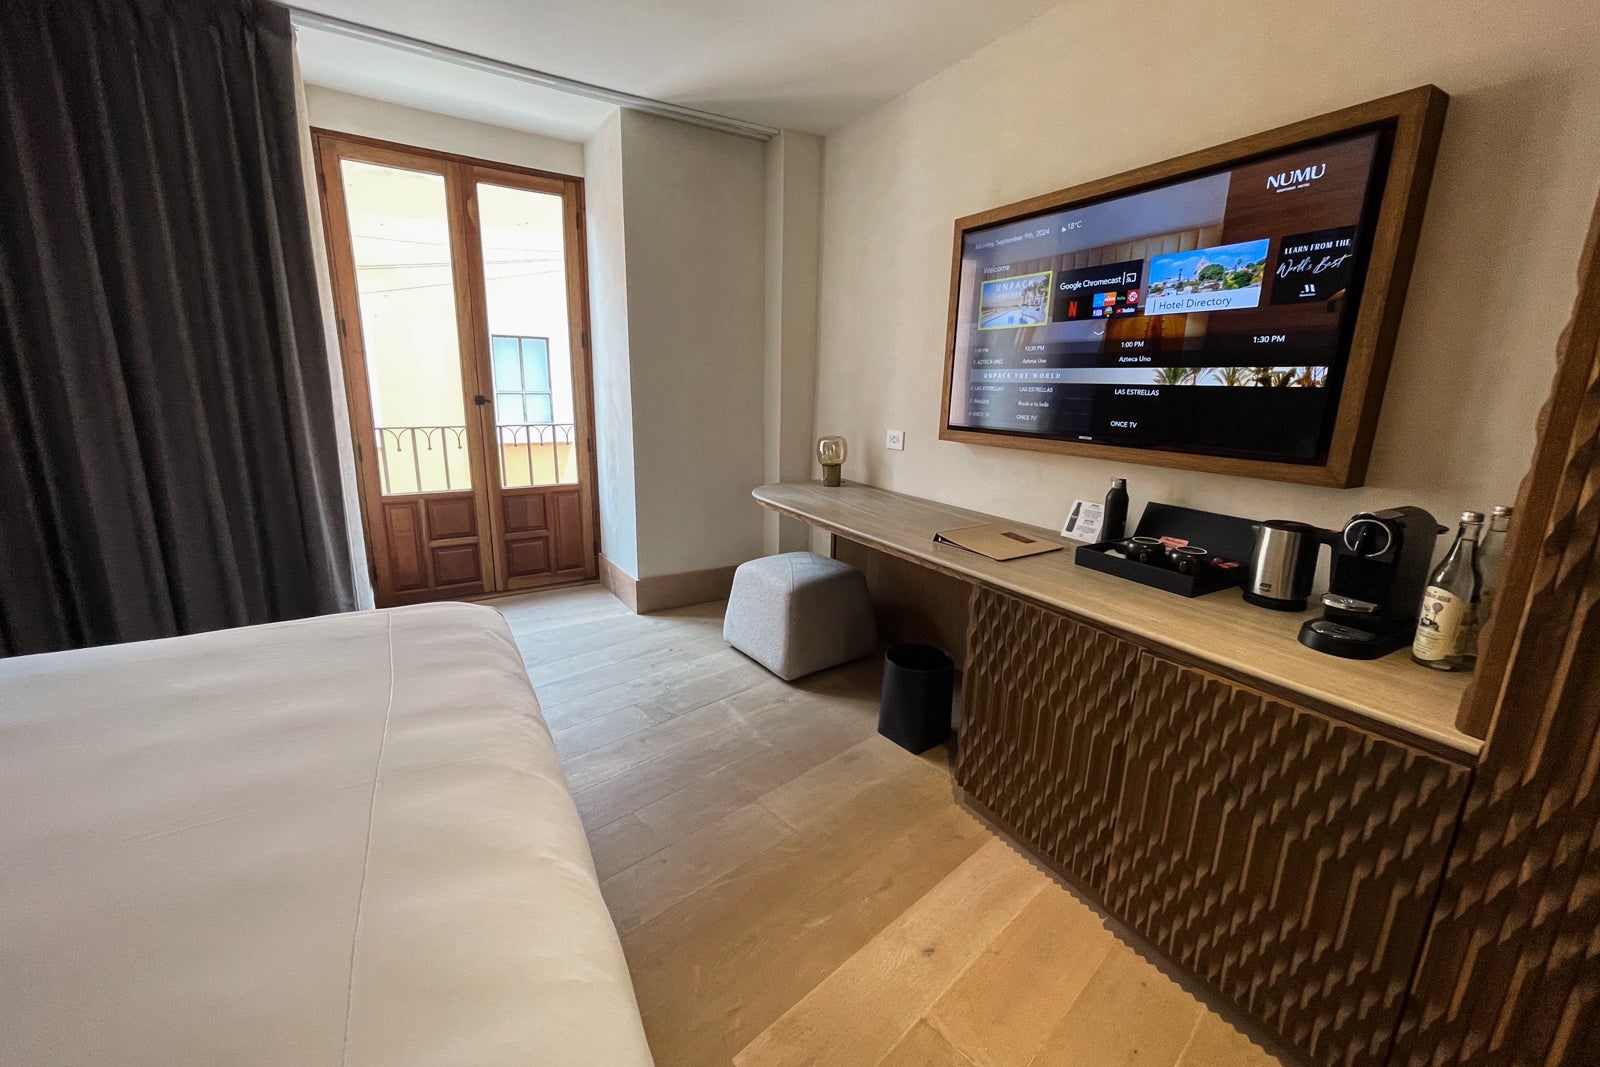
[{"left": 885, "top": 429, "right": 905, "bottom": 451}]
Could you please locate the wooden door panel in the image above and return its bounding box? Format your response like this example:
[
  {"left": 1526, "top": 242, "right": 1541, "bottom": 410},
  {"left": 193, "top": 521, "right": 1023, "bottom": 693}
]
[
  {"left": 500, "top": 487, "right": 556, "bottom": 582},
  {"left": 425, "top": 496, "right": 477, "bottom": 540},
  {"left": 381, "top": 502, "right": 428, "bottom": 593},
  {"left": 370, "top": 490, "right": 488, "bottom": 601},
  {"left": 430, "top": 542, "right": 482, "bottom": 587},
  {"left": 505, "top": 535, "right": 552, "bottom": 578},
  {"left": 496, "top": 487, "right": 589, "bottom": 587},
  {"left": 416, "top": 491, "right": 487, "bottom": 594},
  {"left": 552, "top": 489, "right": 585, "bottom": 573},
  {"left": 377, "top": 491, "right": 488, "bottom": 601},
  {"left": 504, "top": 493, "right": 548, "bottom": 534}
]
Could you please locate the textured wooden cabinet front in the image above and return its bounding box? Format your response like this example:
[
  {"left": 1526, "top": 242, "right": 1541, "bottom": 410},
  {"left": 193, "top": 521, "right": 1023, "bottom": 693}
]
[
  {"left": 1106, "top": 653, "right": 1470, "bottom": 1067},
  {"left": 957, "top": 588, "right": 1141, "bottom": 892}
]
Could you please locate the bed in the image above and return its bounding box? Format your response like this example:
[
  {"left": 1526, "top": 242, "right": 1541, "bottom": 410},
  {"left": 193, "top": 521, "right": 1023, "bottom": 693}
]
[{"left": 0, "top": 603, "right": 654, "bottom": 1067}]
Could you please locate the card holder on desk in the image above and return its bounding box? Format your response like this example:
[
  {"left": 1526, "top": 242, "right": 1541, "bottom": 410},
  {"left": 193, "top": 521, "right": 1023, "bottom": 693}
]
[{"left": 933, "top": 523, "right": 1063, "bottom": 562}]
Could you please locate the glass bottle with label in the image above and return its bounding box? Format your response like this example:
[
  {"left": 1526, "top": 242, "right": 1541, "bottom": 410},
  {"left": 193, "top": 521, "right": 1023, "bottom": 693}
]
[
  {"left": 1412, "top": 511, "right": 1484, "bottom": 671},
  {"left": 1467, "top": 505, "right": 1514, "bottom": 663}
]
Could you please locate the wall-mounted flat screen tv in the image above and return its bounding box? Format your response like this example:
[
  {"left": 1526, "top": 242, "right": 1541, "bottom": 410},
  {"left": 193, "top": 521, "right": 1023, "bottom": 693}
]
[{"left": 941, "top": 87, "right": 1448, "bottom": 487}]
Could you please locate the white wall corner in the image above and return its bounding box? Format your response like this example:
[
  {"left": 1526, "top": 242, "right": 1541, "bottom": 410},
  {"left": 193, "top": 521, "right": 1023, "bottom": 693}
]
[
  {"left": 583, "top": 108, "right": 642, "bottom": 579},
  {"left": 618, "top": 110, "right": 768, "bottom": 579},
  {"left": 762, "top": 130, "right": 824, "bottom": 555}
]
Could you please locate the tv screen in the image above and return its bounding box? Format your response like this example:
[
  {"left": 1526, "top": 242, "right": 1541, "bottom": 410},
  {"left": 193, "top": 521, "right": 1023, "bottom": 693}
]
[{"left": 945, "top": 128, "right": 1396, "bottom": 464}]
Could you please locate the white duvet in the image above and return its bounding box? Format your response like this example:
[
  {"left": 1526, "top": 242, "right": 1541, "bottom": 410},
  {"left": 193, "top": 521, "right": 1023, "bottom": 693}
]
[{"left": 0, "top": 603, "right": 654, "bottom": 1066}]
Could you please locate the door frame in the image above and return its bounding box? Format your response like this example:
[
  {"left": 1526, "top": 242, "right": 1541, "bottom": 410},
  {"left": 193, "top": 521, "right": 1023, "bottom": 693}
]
[{"left": 311, "top": 130, "right": 601, "bottom": 604}]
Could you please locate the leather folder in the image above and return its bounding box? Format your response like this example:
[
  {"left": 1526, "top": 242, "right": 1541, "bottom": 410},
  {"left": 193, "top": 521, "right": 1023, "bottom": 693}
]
[{"left": 932, "top": 523, "right": 1063, "bottom": 562}]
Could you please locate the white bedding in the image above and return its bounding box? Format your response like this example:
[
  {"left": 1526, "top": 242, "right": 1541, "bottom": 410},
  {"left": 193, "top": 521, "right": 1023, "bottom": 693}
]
[{"left": 0, "top": 603, "right": 654, "bottom": 1067}]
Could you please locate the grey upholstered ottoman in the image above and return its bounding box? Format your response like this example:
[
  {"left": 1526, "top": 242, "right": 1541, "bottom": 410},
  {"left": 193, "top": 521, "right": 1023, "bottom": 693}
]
[{"left": 723, "top": 552, "right": 878, "bottom": 681}]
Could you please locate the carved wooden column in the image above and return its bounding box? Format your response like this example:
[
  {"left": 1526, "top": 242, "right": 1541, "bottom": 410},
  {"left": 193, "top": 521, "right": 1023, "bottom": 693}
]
[{"left": 1392, "top": 194, "right": 1600, "bottom": 1065}]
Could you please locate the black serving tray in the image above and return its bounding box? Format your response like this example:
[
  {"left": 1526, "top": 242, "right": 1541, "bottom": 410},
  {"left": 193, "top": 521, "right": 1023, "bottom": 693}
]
[{"left": 1074, "top": 502, "right": 1258, "bottom": 598}]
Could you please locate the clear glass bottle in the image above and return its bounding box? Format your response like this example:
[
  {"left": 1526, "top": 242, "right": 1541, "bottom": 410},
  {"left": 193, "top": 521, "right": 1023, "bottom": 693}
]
[
  {"left": 1467, "top": 505, "right": 1514, "bottom": 663},
  {"left": 1412, "top": 511, "right": 1484, "bottom": 671}
]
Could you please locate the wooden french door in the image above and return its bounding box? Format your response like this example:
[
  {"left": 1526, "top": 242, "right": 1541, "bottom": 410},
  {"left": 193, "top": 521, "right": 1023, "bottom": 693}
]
[{"left": 314, "top": 133, "right": 598, "bottom": 606}]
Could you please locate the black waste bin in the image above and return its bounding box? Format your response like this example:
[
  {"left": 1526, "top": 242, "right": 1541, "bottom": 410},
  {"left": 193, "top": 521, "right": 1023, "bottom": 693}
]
[{"left": 878, "top": 644, "right": 955, "bottom": 754}]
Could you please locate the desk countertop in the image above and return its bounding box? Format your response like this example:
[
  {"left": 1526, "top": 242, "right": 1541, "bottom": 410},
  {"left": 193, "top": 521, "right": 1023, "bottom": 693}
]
[{"left": 755, "top": 481, "right": 1478, "bottom": 761}]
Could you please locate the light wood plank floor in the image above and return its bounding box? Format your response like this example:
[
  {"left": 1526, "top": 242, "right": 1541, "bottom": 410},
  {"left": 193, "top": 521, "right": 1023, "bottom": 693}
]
[{"left": 491, "top": 584, "right": 1298, "bottom": 1067}]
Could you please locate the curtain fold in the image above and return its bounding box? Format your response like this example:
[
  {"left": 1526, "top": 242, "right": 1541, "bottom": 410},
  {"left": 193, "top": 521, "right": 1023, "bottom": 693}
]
[
  {"left": 0, "top": 0, "right": 357, "bottom": 656},
  {"left": 292, "top": 41, "right": 375, "bottom": 611}
]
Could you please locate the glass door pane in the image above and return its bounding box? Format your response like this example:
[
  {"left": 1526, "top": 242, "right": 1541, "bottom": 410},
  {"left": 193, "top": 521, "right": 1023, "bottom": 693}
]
[
  {"left": 476, "top": 182, "right": 578, "bottom": 488},
  {"left": 341, "top": 159, "right": 472, "bottom": 495}
]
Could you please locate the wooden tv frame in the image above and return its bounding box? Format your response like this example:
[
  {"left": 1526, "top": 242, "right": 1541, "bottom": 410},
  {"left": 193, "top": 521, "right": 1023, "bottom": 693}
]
[{"left": 938, "top": 85, "right": 1449, "bottom": 488}]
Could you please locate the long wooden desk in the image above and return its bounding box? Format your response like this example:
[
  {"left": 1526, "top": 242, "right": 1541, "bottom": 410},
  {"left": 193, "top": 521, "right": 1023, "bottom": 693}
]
[
  {"left": 756, "top": 480, "right": 1477, "bottom": 1067},
  {"left": 756, "top": 480, "right": 1475, "bottom": 760}
]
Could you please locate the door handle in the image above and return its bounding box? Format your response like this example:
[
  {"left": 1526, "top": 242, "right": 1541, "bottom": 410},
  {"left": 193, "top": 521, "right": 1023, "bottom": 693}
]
[{"left": 474, "top": 395, "right": 490, "bottom": 406}]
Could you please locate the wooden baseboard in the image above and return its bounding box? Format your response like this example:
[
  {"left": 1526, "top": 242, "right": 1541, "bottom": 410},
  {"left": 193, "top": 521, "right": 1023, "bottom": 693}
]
[
  {"left": 636, "top": 563, "right": 738, "bottom": 614},
  {"left": 597, "top": 553, "right": 639, "bottom": 612},
  {"left": 598, "top": 554, "right": 738, "bottom": 615}
]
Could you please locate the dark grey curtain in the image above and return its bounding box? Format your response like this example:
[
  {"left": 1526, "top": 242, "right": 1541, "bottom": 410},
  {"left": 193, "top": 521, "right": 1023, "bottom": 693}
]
[{"left": 0, "top": 0, "right": 356, "bottom": 656}]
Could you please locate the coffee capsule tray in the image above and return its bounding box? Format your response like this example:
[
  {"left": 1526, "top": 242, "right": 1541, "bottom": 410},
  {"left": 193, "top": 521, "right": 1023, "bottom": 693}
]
[{"left": 1073, "top": 502, "right": 1257, "bottom": 599}]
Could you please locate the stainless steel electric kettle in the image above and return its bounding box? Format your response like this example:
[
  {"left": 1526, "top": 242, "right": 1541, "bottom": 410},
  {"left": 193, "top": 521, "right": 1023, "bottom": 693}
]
[{"left": 1244, "top": 520, "right": 1331, "bottom": 611}]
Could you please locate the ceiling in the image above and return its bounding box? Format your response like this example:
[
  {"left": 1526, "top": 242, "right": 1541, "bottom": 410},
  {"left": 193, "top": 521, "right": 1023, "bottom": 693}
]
[
  {"left": 291, "top": 0, "right": 1062, "bottom": 140},
  {"left": 295, "top": 28, "right": 617, "bottom": 143}
]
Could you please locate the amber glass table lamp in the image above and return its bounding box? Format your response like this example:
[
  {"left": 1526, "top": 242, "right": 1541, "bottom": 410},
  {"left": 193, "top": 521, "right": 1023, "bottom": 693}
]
[{"left": 817, "top": 436, "right": 847, "bottom": 487}]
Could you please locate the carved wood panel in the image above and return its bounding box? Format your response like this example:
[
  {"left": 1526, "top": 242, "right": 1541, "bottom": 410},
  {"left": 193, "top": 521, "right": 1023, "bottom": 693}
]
[
  {"left": 1107, "top": 654, "right": 1469, "bottom": 1067},
  {"left": 957, "top": 587, "right": 1141, "bottom": 891},
  {"left": 1390, "top": 188, "right": 1600, "bottom": 1067}
]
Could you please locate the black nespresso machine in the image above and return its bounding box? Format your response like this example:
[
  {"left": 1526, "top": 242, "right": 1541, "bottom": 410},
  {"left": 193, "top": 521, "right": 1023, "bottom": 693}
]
[{"left": 1297, "top": 507, "right": 1443, "bottom": 659}]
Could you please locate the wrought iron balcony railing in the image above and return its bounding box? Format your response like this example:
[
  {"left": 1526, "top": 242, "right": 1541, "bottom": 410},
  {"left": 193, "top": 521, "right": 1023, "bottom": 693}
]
[{"left": 373, "top": 423, "right": 578, "bottom": 495}]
